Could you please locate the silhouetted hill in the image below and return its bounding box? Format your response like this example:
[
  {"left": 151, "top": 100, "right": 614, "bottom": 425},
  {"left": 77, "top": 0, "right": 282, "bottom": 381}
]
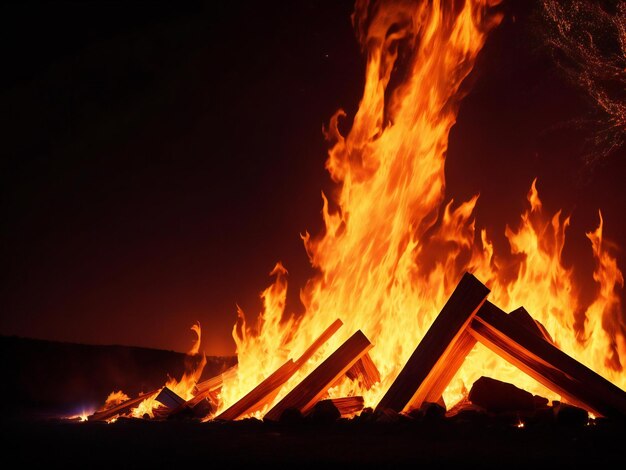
[{"left": 0, "top": 335, "right": 236, "bottom": 419}]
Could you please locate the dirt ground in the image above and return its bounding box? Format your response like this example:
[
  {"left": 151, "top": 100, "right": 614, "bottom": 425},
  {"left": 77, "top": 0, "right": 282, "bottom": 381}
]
[{"left": 4, "top": 417, "right": 624, "bottom": 468}]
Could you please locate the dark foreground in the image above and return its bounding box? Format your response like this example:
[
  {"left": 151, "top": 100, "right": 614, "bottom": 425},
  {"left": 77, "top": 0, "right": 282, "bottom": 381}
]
[{"left": 4, "top": 417, "right": 624, "bottom": 468}]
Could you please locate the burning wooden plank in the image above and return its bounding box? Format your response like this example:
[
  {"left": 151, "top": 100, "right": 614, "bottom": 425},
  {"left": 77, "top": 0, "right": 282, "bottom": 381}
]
[
  {"left": 89, "top": 389, "right": 159, "bottom": 422},
  {"left": 194, "top": 365, "right": 238, "bottom": 395},
  {"left": 155, "top": 386, "right": 186, "bottom": 409},
  {"left": 167, "top": 365, "right": 238, "bottom": 419},
  {"left": 376, "top": 272, "right": 490, "bottom": 413},
  {"left": 216, "top": 359, "right": 297, "bottom": 420},
  {"left": 321, "top": 396, "right": 365, "bottom": 417},
  {"left": 264, "top": 330, "right": 373, "bottom": 422},
  {"left": 216, "top": 319, "right": 344, "bottom": 420},
  {"left": 346, "top": 352, "right": 381, "bottom": 390},
  {"left": 294, "top": 318, "right": 343, "bottom": 367},
  {"left": 468, "top": 301, "right": 626, "bottom": 420}
]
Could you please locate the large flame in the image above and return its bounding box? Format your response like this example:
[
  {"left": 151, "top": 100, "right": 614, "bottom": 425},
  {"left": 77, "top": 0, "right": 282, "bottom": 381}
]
[{"left": 220, "top": 0, "right": 626, "bottom": 415}]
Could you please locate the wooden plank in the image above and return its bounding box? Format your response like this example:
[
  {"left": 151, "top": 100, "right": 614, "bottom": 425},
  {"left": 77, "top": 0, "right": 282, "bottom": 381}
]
[
  {"left": 166, "top": 367, "right": 237, "bottom": 419},
  {"left": 294, "top": 319, "right": 343, "bottom": 367},
  {"left": 215, "top": 359, "right": 297, "bottom": 420},
  {"left": 216, "top": 319, "right": 343, "bottom": 420},
  {"left": 264, "top": 330, "right": 373, "bottom": 422},
  {"left": 89, "top": 389, "right": 159, "bottom": 422},
  {"left": 346, "top": 352, "right": 381, "bottom": 390},
  {"left": 194, "top": 365, "right": 238, "bottom": 395},
  {"left": 155, "top": 386, "right": 186, "bottom": 409},
  {"left": 468, "top": 301, "right": 626, "bottom": 420},
  {"left": 376, "top": 272, "right": 490, "bottom": 412},
  {"left": 319, "top": 396, "right": 365, "bottom": 417},
  {"left": 422, "top": 329, "right": 476, "bottom": 405}
]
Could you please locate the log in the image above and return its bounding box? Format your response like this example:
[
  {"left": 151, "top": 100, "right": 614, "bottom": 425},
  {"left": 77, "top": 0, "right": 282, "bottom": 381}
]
[
  {"left": 155, "top": 386, "right": 186, "bottom": 409},
  {"left": 216, "top": 319, "right": 343, "bottom": 420},
  {"left": 346, "top": 352, "right": 381, "bottom": 390},
  {"left": 264, "top": 330, "right": 373, "bottom": 421},
  {"left": 376, "top": 272, "right": 490, "bottom": 412},
  {"left": 468, "top": 301, "right": 626, "bottom": 420},
  {"left": 89, "top": 389, "right": 159, "bottom": 422}
]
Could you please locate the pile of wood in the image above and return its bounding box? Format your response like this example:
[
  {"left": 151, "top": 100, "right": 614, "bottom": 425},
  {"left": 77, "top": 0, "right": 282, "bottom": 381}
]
[
  {"left": 90, "top": 273, "right": 626, "bottom": 423},
  {"left": 377, "top": 273, "right": 626, "bottom": 420}
]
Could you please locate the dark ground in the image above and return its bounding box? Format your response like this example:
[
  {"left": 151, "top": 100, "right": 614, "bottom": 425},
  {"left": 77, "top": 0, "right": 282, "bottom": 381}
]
[
  {"left": 3, "top": 417, "right": 625, "bottom": 467},
  {"left": 0, "top": 336, "right": 235, "bottom": 420},
  {"left": 2, "top": 336, "right": 625, "bottom": 466}
]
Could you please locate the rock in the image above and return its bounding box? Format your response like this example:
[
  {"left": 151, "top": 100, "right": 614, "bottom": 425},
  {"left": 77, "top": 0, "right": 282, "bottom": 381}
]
[
  {"left": 446, "top": 400, "right": 488, "bottom": 425},
  {"left": 553, "top": 402, "right": 588, "bottom": 427},
  {"left": 413, "top": 401, "right": 446, "bottom": 422},
  {"left": 533, "top": 395, "right": 549, "bottom": 408},
  {"left": 372, "top": 408, "right": 401, "bottom": 423},
  {"left": 469, "top": 376, "right": 535, "bottom": 413},
  {"left": 277, "top": 407, "right": 304, "bottom": 425},
  {"left": 354, "top": 407, "right": 375, "bottom": 423},
  {"left": 309, "top": 400, "right": 340, "bottom": 424}
]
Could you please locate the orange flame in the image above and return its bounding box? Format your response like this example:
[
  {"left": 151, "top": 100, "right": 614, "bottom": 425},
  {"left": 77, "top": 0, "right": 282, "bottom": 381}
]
[
  {"left": 220, "top": 0, "right": 626, "bottom": 415},
  {"left": 101, "top": 390, "right": 130, "bottom": 410},
  {"left": 132, "top": 323, "right": 206, "bottom": 418}
]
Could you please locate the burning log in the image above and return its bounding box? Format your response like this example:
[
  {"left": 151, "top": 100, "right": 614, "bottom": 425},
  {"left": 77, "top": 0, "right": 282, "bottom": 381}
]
[
  {"left": 468, "top": 301, "right": 626, "bottom": 420},
  {"left": 376, "top": 272, "right": 489, "bottom": 413},
  {"left": 216, "top": 319, "right": 344, "bottom": 420},
  {"left": 155, "top": 387, "right": 186, "bottom": 409},
  {"left": 264, "top": 330, "right": 373, "bottom": 421},
  {"left": 346, "top": 352, "right": 380, "bottom": 390},
  {"left": 89, "top": 389, "right": 159, "bottom": 422}
]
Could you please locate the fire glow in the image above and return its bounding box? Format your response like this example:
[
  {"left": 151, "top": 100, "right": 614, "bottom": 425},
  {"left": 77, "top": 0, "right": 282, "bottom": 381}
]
[
  {"left": 222, "top": 0, "right": 625, "bottom": 414},
  {"left": 95, "top": 0, "right": 625, "bottom": 421}
]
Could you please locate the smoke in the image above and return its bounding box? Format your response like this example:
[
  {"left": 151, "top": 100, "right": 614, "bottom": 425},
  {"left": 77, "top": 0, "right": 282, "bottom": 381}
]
[{"left": 539, "top": 0, "right": 625, "bottom": 167}]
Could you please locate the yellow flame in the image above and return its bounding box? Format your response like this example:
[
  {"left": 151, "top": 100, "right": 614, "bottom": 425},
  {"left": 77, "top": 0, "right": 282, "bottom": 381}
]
[{"left": 220, "top": 0, "right": 626, "bottom": 417}]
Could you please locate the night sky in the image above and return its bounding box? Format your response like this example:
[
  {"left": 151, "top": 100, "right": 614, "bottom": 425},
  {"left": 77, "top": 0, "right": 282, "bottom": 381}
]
[{"left": 2, "top": 1, "right": 625, "bottom": 356}]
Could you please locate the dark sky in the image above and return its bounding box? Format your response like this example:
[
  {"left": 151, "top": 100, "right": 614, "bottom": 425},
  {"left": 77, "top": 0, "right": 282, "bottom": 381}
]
[{"left": 2, "top": 1, "right": 625, "bottom": 356}]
